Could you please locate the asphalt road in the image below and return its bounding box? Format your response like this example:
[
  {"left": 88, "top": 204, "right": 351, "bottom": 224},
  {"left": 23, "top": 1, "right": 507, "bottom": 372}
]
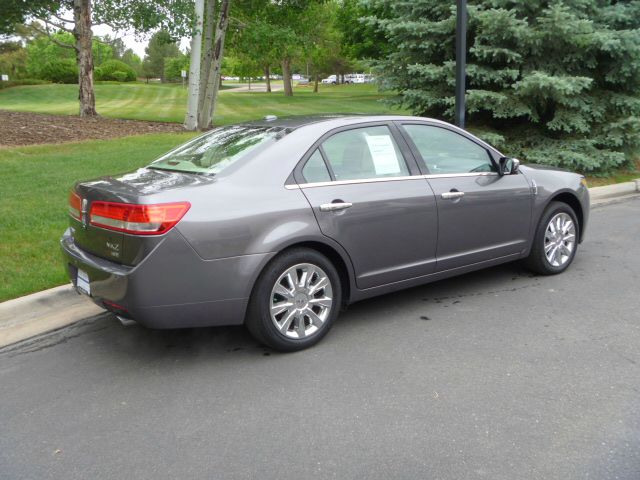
[{"left": 1, "top": 198, "right": 639, "bottom": 480}]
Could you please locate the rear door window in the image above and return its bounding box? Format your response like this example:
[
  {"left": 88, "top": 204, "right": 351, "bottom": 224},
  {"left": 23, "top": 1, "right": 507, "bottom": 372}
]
[{"left": 320, "top": 126, "right": 410, "bottom": 181}]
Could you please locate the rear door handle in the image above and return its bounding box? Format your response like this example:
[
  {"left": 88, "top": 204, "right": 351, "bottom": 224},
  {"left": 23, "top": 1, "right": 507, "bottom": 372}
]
[
  {"left": 320, "top": 202, "right": 353, "bottom": 212},
  {"left": 441, "top": 191, "right": 465, "bottom": 200}
]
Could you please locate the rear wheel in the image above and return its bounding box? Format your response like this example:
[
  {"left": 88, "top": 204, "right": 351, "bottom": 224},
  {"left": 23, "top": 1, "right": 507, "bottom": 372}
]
[
  {"left": 524, "top": 201, "right": 579, "bottom": 275},
  {"left": 246, "top": 248, "right": 341, "bottom": 351}
]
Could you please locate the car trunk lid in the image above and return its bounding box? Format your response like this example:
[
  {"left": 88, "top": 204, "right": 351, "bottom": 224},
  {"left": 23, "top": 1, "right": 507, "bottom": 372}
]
[{"left": 70, "top": 168, "right": 212, "bottom": 265}]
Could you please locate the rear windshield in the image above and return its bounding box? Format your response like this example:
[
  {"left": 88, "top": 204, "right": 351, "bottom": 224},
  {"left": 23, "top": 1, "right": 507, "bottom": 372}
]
[{"left": 149, "top": 125, "right": 285, "bottom": 174}]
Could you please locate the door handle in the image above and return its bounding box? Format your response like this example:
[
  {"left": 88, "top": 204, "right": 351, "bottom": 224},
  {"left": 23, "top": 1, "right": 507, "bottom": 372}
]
[
  {"left": 320, "top": 202, "right": 353, "bottom": 212},
  {"left": 441, "top": 191, "right": 465, "bottom": 200}
]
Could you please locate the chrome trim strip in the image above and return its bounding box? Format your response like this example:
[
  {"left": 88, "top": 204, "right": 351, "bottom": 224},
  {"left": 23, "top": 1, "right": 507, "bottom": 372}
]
[
  {"left": 286, "top": 172, "right": 498, "bottom": 190},
  {"left": 423, "top": 172, "right": 498, "bottom": 179},
  {"left": 297, "top": 175, "right": 418, "bottom": 189}
]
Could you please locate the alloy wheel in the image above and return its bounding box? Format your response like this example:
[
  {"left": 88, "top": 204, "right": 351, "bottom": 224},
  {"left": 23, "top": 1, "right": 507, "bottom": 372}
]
[
  {"left": 544, "top": 212, "right": 576, "bottom": 267},
  {"left": 270, "top": 263, "right": 333, "bottom": 339}
]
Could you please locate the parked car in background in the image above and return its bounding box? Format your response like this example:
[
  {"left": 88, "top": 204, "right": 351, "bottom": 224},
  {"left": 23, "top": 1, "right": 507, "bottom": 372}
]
[
  {"left": 321, "top": 75, "right": 337, "bottom": 84},
  {"left": 62, "top": 115, "right": 589, "bottom": 352},
  {"left": 344, "top": 74, "right": 362, "bottom": 84}
]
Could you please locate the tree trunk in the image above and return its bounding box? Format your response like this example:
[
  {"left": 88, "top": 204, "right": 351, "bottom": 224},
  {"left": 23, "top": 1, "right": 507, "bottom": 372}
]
[
  {"left": 199, "top": 0, "right": 231, "bottom": 129},
  {"left": 198, "top": 0, "right": 216, "bottom": 118},
  {"left": 313, "top": 73, "right": 319, "bottom": 93},
  {"left": 264, "top": 65, "right": 271, "bottom": 93},
  {"left": 73, "top": 0, "right": 97, "bottom": 117},
  {"left": 282, "top": 58, "right": 293, "bottom": 97},
  {"left": 185, "top": 0, "right": 205, "bottom": 131}
]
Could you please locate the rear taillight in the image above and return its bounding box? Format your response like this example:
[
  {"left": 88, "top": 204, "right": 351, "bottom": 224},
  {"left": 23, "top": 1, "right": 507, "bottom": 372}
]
[
  {"left": 89, "top": 201, "right": 191, "bottom": 235},
  {"left": 69, "top": 191, "right": 82, "bottom": 220}
]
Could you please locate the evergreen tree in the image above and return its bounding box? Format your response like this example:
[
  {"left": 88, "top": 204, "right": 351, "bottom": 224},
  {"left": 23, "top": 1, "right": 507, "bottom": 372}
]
[
  {"left": 142, "top": 30, "right": 181, "bottom": 82},
  {"left": 364, "top": 0, "right": 640, "bottom": 173}
]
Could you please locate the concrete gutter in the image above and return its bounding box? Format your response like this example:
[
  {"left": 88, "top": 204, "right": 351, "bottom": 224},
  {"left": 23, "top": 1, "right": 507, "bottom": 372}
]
[{"left": 1, "top": 180, "right": 639, "bottom": 349}]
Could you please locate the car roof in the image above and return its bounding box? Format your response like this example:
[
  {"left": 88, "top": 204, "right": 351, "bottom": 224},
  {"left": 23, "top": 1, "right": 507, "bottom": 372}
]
[{"left": 242, "top": 114, "right": 450, "bottom": 130}]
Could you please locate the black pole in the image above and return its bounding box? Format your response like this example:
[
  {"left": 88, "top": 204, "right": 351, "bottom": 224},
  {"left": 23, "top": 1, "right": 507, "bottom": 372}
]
[{"left": 455, "top": 0, "right": 467, "bottom": 128}]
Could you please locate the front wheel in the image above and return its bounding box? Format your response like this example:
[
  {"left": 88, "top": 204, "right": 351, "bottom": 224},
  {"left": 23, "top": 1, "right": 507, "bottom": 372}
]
[
  {"left": 524, "top": 201, "right": 579, "bottom": 275},
  {"left": 246, "top": 248, "right": 341, "bottom": 352}
]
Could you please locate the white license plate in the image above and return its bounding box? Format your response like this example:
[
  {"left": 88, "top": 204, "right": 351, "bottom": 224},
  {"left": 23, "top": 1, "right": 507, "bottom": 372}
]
[{"left": 77, "top": 269, "right": 91, "bottom": 296}]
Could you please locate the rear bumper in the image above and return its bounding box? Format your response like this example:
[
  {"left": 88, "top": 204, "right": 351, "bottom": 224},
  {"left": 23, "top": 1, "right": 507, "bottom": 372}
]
[{"left": 60, "top": 227, "right": 273, "bottom": 329}]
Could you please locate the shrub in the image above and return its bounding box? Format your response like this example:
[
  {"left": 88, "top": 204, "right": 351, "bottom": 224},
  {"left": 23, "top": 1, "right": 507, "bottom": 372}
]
[
  {"left": 40, "top": 59, "right": 78, "bottom": 84},
  {"left": 95, "top": 59, "right": 137, "bottom": 82}
]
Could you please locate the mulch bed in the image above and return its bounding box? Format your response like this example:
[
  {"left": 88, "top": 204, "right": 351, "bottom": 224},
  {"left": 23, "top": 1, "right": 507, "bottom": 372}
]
[{"left": 0, "top": 110, "right": 185, "bottom": 147}]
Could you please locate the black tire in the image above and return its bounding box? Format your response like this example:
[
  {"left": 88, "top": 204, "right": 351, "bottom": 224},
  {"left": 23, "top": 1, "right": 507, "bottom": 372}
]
[
  {"left": 246, "top": 248, "right": 342, "bottom": 352},
  {"left": 524, "top": 201, "right": 580, "bottom": 275}
]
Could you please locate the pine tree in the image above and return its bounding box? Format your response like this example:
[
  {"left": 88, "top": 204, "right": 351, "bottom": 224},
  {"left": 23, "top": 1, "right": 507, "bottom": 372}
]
[{"left": 363, "top": 0, "right": 640, "bottom": 174}]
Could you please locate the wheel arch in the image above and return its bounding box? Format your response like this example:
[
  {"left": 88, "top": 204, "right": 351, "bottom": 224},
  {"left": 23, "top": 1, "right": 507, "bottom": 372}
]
[
  {"left": 288, "top": 241, "right": 353, "bottom": 307},
  {"left": 546, "top": 191, "right": 585, "bottom": 242},
  {"left": 248, "top": 238, "right": 356, "bottom": 309}
]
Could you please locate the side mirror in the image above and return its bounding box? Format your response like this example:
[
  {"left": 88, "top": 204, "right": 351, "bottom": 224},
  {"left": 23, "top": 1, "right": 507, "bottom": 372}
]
[{"left": 498, "top": 157, "right": 520, "bottom": 176}]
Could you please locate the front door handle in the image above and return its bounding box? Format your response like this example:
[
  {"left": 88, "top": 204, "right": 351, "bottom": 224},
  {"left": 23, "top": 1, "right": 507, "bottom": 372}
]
[
  {"left": 441, "top": 191, "right": 465, "bottom": 200},
  {"left": 320, "top": 202, "right": 353, "bottom": 212}
]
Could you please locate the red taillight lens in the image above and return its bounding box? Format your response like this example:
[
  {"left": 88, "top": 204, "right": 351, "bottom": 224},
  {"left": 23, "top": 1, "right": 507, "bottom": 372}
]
[
  {"left": 89, "top": 201, "right": 191, "bottom": 235},
  {"left": 69, "top": 191, "right": 82, "bottom": 220}
]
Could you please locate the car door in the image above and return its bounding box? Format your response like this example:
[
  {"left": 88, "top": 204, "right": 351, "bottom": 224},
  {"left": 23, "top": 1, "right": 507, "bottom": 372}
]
[
  {"left": 399, "top": 123, "right": 532, "bottom": 272},
  {"left": 295, "top": 123, "right": 438, "bottom": 289}
]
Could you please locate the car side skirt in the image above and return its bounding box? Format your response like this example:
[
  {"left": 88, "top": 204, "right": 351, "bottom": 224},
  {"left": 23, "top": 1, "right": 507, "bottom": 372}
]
[{"left": 348, "top": 252, "right": 524, "bottom": 304}]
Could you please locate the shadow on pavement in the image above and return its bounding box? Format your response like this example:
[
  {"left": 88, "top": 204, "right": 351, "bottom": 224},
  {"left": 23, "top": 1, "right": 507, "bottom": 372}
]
[{"left": 3, "top": 260, "right": 544, "bottom": 362}]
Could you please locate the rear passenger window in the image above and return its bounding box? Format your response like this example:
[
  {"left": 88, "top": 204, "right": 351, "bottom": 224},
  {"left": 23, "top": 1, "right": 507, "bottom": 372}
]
[
  {"left": 302, "top": 149, "right": 331, "bottom": 183},
  {"left": 321, "top": 126, "right": 409, "bottom": 181}
]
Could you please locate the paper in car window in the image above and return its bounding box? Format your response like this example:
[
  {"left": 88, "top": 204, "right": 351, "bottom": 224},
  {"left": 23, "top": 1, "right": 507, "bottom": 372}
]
[{"left": 365, "top": 135, "right": 401, "bottom": 175}]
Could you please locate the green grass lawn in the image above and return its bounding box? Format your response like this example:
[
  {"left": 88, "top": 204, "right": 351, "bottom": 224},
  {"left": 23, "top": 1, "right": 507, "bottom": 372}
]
[
  {"left": 0, "top": 133, "right": 196, "bottom": 302},
  {"left": 0, "top": 82, "right": 404, "bottom": 123}
]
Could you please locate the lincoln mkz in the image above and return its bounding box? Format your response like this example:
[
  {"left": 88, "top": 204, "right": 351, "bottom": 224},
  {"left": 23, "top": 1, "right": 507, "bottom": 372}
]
[{"left": 61, "top": 115, "right": 589, "bottom": 351}]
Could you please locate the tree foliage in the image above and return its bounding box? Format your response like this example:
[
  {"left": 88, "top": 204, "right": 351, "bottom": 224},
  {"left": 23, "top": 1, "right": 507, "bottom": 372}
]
[
  {"left": 164, "top": 53, "right": 189, "bottom": 82},
  {"left": 120, "top": 48, "right": 143, "bottom": 76},
  {"left": 142, "top": 30, "right": 181, "bottom": 81},
  {"left": 364, "top": 0, "right": 640, "bottom": 174},
  {"left": 336, "top": 0, "right": 388, "bottom": 60},
  {"left": 0, "top": 41, "right": 28, "bottom": 79},
  {"left": 25, "top": 31, "right": 112, "bottom": 83},
  {"left": 230, "top": 0, "right": 357, "bottom": 94}
]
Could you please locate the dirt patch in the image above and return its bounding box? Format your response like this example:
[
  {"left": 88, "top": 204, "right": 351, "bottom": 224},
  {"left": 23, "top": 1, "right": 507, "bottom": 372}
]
[{"left": 0, "top": 110, "right": 185, "bottom": 147}]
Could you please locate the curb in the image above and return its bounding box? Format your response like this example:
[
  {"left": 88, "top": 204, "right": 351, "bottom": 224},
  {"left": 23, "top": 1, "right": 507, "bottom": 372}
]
[
  {"left": 0, "top": 285, "right": 103, "bottom": 348},
  {"left": 589, "top": 181, "right": 639, "bottom": 202},
  {"left": 1, "top": 180, "right": 639, "bottom": 349}
]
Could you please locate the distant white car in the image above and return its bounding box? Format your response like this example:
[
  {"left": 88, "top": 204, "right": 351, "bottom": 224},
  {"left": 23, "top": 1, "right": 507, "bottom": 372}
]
[
  {"left": 322, "top": 74, "right": 375, "bottom": 85},
  {"left": 321, "top": 75, "right": 337, "bottom": 84},
  {"left": 345, "top": 74, "right": 375, "bottom": 84},
  {"left": 344, "top": 74, "right": 361, "bottom": 84}
]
